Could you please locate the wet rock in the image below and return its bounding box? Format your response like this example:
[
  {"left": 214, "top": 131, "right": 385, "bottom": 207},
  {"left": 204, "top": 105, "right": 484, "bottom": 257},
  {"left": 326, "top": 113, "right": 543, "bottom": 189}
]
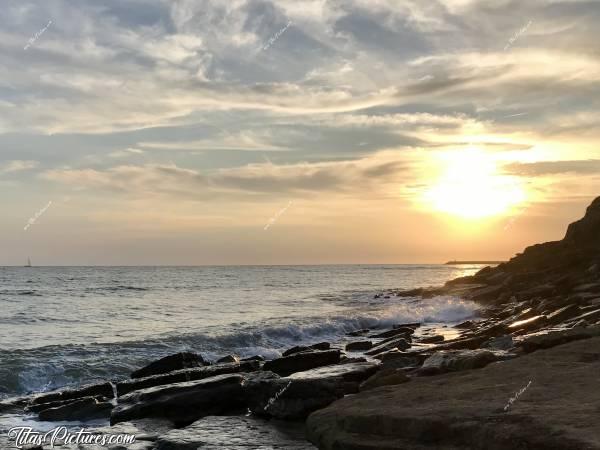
[
  {"left": 393, "top": 322, "right": 421, "bottom": 330},
  {"left": 131, "top": 352, "right": 207, "bottom": 379},
  {"left": 469, "top": 284, "right": 505, "bottom": 303},
  {"left": 359, "top": 369, "right": 409, "bottom": 391},
  {"left": 38, "top": 396, "right": 113, "bottom": 421},
  {"left": 310, "top": 342, "right": 331, "bottom": 351},
  {"left": 262, "top": 350, "right": 341, "bottom": 377},
  {"left": 307, "top": 336, "right": 600, "bottom": 450},
  {"left": 364, "top": 337, "right": 410, "bottom": 356},
  {"left": 339, "top": 356, "right": 368, "bottom": 364},
  {"left": 216, "top": 355, "right": 239, "bottom": 364},
  {"left": 26, "top": 395, "right": 107, "bottom": 414},
  {"left": 345, "top": 341, "right": 373, "bottom": 351},
  {"left": 482, "top": 335, "right": 514, "bottom": 351},
  {"left": 369, "top": 328, "right": 412, "bottom": 339},
  {"left": 417, "top": 349, "right": 504, "bottom": 375},
  {"left": 111, "top": 374, "right": 246, "bottom": 426},
  {"left": 31, "top": 381, "right": 114, "bottom": 405},
  {"left": 417, "top": 334, "right": 445, "bottom": 344},
  {"left": 430, "top": 335, "right": 489, "bottom": 351},
  {"left": 282, "top": 345, "right": 312, "bottom": 357},
  {"left": 241, "top": 355, "right": 265, "bottom": 362},
  {"left": 116, "top": 360, "right": 260, "bottom": 396},
  {"left": 454, "top": 320, "right": 476, "bottom": 329},
  {"left": 348, "top": 328, "right": 370, "bottom": 337},
  {"left": 154, "top": 416, "right": 316, "bottom": 449},
  {"left": 288, "top": 362, "right": 379, "bottom": 391},
  {"left": 507, "top": 315, "right": 547, "bottom": 333},
  {"left": 374, "top": 351, "right": 427, "bottom": 369}
]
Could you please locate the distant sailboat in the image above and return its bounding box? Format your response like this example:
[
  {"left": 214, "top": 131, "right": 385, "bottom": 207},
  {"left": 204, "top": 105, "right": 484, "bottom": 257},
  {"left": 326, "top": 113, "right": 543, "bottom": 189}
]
[{"left": 25, "top": 257, "right": 32, "bottom": 267}]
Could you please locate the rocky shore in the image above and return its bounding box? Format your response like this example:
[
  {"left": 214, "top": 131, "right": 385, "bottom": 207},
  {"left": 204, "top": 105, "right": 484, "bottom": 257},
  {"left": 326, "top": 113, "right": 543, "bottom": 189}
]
[{"left": 3, "top": 198, "right": 600, "bottom": 449}]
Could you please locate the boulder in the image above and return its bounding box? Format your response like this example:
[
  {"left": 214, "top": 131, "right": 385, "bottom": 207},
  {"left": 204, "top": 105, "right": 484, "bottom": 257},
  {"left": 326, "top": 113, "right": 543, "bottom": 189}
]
[
  {"left": 241, "top": 355, "right": 265, "bottom": 362},
  {"left": 375, "top": 351, "right": 427, "bottom": 369},
  {"left": 307, "top": 337, "right": 600, "bottom": 449},
  {"left": 131, "top": 352, "right": 207, "bottom": 379},
  {"left": 288, "top": 362, "right": 379, "bottom": 393},
  {"left": 369, "top": 328, "right": 411, "bottom": 339},
  {"left": 116, "top": 360, "right": 260, "bottom": 396},
  {"left": 482, "top": 335, "right": 514, "bottom": 351},
  {"left": 310, "top": 342, "right": 331, "bottom": 351},
  {"left": 282, "top": 346, "right": 312, "bottom": 357},
  {"left": 31, "top": 381, "right": 114, "bottom": 405},
  {"left": 359, "top": 369, "right": 409, "bottom": 391},
  {"left": 38, "top": 396, "right": 113, "bottom": 421},
  {"left": 262, "top": 350, "right": 341, "bottom": 377},
  {"left": 345, "top": 341, "right": 373, "bottom": 351},
  {"left": 111, "top": 374, "right": 245, "bottom": 426},
  {"left": 517, "top": 325, "right": 600, "bottom": 353},
  {"left": 154, "top": 416, "right": 316, "bottom": 449}
]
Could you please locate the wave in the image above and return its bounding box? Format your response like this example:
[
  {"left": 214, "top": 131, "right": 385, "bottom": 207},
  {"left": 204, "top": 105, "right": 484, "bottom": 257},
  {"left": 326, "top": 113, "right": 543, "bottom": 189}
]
[{"left": 0, "top": 295, "right": 477, "bottom": 398}]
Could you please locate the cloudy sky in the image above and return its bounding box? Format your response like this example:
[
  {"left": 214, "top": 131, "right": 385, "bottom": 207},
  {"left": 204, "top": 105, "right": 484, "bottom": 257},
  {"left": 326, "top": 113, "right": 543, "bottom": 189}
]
[{"left": 1, "top": 0, "right": 599, "bottom": 265}]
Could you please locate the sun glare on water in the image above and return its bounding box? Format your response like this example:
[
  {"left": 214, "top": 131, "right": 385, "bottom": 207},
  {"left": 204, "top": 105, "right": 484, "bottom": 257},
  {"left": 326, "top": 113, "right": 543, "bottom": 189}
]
[{"left": 425, "top": 147, "right": 526, "bottom": 219}]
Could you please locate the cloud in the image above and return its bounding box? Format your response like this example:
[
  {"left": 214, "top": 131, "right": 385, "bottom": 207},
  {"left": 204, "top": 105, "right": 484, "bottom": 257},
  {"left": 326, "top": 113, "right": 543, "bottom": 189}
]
[
  {"left": 0, "top": 160, "right": 39, "bottom": 173},
  {"left": 505, "top": 160, "right": 600, "bottom": 177}
]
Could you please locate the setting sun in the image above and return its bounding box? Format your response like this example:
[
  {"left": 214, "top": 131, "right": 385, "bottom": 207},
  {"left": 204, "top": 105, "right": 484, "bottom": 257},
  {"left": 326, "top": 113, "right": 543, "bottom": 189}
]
[{"left": 425, "top": 147, "right": 526, "bottom": 219}]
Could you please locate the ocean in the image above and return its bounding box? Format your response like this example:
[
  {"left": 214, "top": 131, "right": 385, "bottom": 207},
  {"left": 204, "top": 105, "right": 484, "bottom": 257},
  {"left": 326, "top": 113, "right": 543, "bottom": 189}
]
[{"left": 0, "top": 264, "right": 483, "bottom": 399}]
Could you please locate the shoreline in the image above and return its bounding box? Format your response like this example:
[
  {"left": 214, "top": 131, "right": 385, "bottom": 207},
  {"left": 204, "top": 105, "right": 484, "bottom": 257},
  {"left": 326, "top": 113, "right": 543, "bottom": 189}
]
[{"left": 3, "top": 198, "right": 600, "bottom": 448}]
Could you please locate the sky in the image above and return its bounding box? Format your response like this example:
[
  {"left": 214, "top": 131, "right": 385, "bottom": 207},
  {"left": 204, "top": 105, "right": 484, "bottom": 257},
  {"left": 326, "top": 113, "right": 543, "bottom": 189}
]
[{"left": 1, "top": 0, "right": 600, "bottom": 265}]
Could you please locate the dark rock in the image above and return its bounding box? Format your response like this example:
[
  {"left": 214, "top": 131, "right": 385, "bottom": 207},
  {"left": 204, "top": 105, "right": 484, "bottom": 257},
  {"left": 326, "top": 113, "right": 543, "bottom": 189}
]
[
  {"left": 339, "top": 356, "right": 368, "bottom": 364},
  {"left": 375, "top": 351, "right": 428, "bottom": 369},
  {"left": 429, "top": 335, "right": 489, "bottom": 351},
  {"left": 469, "top": 284, "right": 505, "bottom": 303},
  {"left": 282, "top": 346, "right": 312, "bottom": 357},
  {"left": 245, "top": 377, "right": 343, "bottom": 420},
  {"left": 369, "top": 328, "right": 411, "bottom": 339},
  {"left": 154, "top": 416, "right": 316, "bottom": 449},
  {"left": 417, "top": 334, "right": 445, "bottom": 344},
  {"left": 111, "top": 374, "right": 245, "bottom": 426},
  {"left": 482, "top": 335, "right": 514, "bottom": 351},
  {"left": 38, "top": 396, "right": 113, "bottom": 421},
  {"left": 393, "top": 322, "right": 421, "bottom": 330},
  {"left": 262, "top": 350, "right": 341, "bottom": 377},
  {"left": 131, "top": 352, "right": 207, "bottom": 379},
  {"left": 359, "top": 369, "right": 409, "bottom": 391},
  {"left": 116, "top": 360, "right": 260, "bottom": 396},
  {"left": 31, "top": 381, "right": 114, "bottom": 405},
  {"left": 455, "top": 320, "right": 476, "bottom": 329},
  {"left": 241, "top": 355, "right": 265, "bottom": 362},
  {"left": 216, "top": 355, "right": 239, "bottom": 364},
  {"left": 288, "top": 362, "right": 380, "bottom": 391},
  {"left": 26, "top": 395, "right": 107, "bottom": 414},
  {"left": 307, "top": 336, "right": 600, "bottom": 449},
  {"left": 507, "top": 314, "right": 547, "bottom": 333},
  {"left": 310, "top": 342, "right": 331, "bottom": 351},
  {"left": 364, "top": 338, "right": 410, "bottom": 356},
  {"left": 348, "top": 328, "right": 370, "bottom": 337},
  {"left": 517, "top": 325, "right": 600, "bottom": 353},
  {"left": 345, "top": 341, "right": 373, "bottom": 351},
  {"left": 417, "top": 349, "right": 505, "bottom": 375}
]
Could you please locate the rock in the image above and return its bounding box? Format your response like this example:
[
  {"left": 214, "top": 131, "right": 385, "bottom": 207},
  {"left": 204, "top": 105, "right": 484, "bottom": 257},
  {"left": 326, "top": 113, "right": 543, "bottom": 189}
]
[
  {"left": 469, "top": 284, "right": 505, "bottom": 303},
  {"left": 417, "top": 349, "right": 504, "bottom": 375},
  {"left": 111, "top": 374, "right": 246, "bottom": 426},
  {"left": 393, "top": 322, "right": 421, "bottom": 330},
  {"left": 131, "top": 352, "right": 207, "bottom": 379},
  {"left": 517, "top": 325, "right": 600, "bottom": 353},
  {"left": 241, "top": 355, "right": 265, "bottom": 362},
  {"left": 429, "top": 335, "right": 489, "bottom": 351},
  {"left": 262, "top": 350, "right": 341, "bottom": 377},
  {"left": 417, "top": 334, "right": 445, "bottom": 344},
  {"left": 75, "top": 418, "right": 173, "bottom": 450},
  {"left": 38, "top": 396, "right": 113, "bottom": 421},
  {"left": 369, "top": 328, "right": 411, "bottom": 339},
  {"left": 345, "top": 341, "right": 373, "bottom": 351},
  {"left": 348, "top": 328, "right": 370, "bottom": 337},
  {"left": 482, "top": 335, "right": 514, "bottom": 351},
  {"left": 245, "top": 377, "right": 344, "bottom": 420},
  {"left": 359, "top": 369, "right": 409, "bottom": 391},
  {"left": 339, "top": 356, "right": 368, "bottom": 364},
  {"left": 282, "top": 346, "right": 312, "bottom": 357},
  {"left": 310, "top": 342, "right": 331, "bottom": 351},
  {"left": 364, "top": 338, "right": 410, "bottom": 356},
  {"left": 116, "top": 360, "right": 260, "bottom": 396},
  {"left": 507, "top": 314, "right": 547, "bottom": 333},
  {"left": 154, "top": 416, "right": 316, "bottom": 449},
  {"left": 26, "top": 394, "right": 107, "bottom": 413},
  {"left": 375, "top": 351, "right": 427, "bottom": 369},
  {"left": 216, "top": 355, "right": 239, "bottom": 364},
  {"left": 307, "top": 336, "right": 600, "bottom": 449},
  {"left": 288, "top": 361, "right": 380, "bottom": 393},
  {"left": 455, "top": 320, "right": 476, "bottom": 329},
  {"left": 31, "top": 381, "right": 114, "bottom": 405}
]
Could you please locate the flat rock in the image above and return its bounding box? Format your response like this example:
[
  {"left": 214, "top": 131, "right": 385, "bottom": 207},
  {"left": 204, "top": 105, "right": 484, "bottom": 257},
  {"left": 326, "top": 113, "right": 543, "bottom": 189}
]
[
  {"left": 307, "top": 337, "right": 600, "bottom": 449},
  {"left": 154, "top": 416, "right": 316, "bottom": 449},
  {"left": 216, "top": 355, "right": 239, "bottom": 364},
  {"left": 288, "top": 362, "right": 379, "bottom": 387},
  {"left": 417, "top": 334, "right": 445, "bottom": 344},
  {"left": 131, "top": 352, "right": 207, "bottom": 379},
  {"left": 517, "top": 325, "right": 600, "bottom": 353},
  {"left": 31, "top": 381, "right": 114, "bottom": 405},
  {"left": 417, "top": 349, "right": 504, "bottom": 375},
  {"left": 345, "top": 341, "right": 373, "bottom": 351},
  {"left": 111, "top": 374, "right": 245, "bottom": 426},
  {"left": 364, "top": 338, "right": 410, "bottom": 356},
  {"left": 38, "top": 396, "right": 113, "bottom": 421},
  {"left": 359, "top": 368, "right": 409, "bottom": 391},
  {"left": 116, "top": 360, "right": 259, "bottom": 396},
  {"left": 262, "top": 350, "right": 341, "bottom": 377}
]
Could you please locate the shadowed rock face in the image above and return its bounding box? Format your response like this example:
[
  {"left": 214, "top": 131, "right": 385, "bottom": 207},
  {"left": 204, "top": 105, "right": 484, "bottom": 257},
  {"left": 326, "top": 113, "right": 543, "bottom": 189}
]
[
  {"left": 131, "top": 352, "right": 207, "bottom": 379},
  {"left": 307, "top": 337, "right": 600, "bottom": 450}
]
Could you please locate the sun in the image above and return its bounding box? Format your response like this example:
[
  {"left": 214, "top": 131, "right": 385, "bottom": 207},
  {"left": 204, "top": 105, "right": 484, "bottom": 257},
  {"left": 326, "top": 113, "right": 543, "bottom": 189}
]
[{"left": 424, "top": 147, "right": 526, "bottom": 219}]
